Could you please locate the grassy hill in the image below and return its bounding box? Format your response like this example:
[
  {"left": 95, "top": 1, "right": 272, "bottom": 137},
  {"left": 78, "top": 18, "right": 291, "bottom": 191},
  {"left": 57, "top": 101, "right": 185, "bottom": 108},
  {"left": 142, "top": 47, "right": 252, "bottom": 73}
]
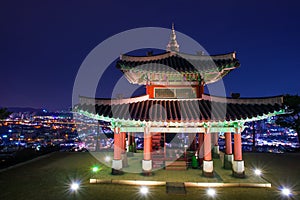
[{"left": 0, "top": 152, "right": 299, "bottom": 200}]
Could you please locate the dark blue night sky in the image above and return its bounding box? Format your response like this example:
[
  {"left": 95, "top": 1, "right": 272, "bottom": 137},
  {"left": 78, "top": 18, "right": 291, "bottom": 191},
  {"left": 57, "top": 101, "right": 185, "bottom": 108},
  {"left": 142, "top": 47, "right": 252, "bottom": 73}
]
[{"left": 1, "top": 0, "right": 299, "bottom": 110}]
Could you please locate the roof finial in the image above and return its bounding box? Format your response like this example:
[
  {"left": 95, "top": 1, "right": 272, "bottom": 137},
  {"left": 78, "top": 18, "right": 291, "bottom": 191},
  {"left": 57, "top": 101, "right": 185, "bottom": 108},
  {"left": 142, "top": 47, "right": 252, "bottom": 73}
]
[{"left": 166, "top": 23, "right": 180, "bottom": 52}]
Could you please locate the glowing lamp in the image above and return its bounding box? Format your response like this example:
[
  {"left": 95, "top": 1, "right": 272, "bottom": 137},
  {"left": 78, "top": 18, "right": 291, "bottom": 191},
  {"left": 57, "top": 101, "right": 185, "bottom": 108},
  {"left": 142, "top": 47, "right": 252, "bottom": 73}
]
[
  {"left": 70, "top": 182, "right": 80, "bottom": 191},
  {"left": 105, "top": 156, "right": 111, "bottom": 162},
  {"left": 140, "top": 186, "right": 149, "bottom": 195},
  {"left": 92, "top": 166, "right": 99, "bottom": 172},
  {"left": 254, "top": 169, "right": 262, "bottom": 176},
  {"left": 281, "top": 188, "right": 291, "bottom": 196},
  {"left": 207, "top": 188, "right": 216, "bottom": 197}
]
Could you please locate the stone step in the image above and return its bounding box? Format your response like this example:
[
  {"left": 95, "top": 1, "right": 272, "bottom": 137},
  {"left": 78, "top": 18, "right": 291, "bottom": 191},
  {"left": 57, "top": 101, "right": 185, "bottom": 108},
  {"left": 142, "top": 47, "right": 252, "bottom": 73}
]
[
  {"left": 165, "top": 166, "right": 187, "bottom": 170},
  {"left": 166, "top": 182, "right": 186, "bottom": 194},
  {"left": 152, "top": 160, "right": 165, "bottom": 169},
  {"left": 165, "top": 160, "right": 187, "bottom": 170}
]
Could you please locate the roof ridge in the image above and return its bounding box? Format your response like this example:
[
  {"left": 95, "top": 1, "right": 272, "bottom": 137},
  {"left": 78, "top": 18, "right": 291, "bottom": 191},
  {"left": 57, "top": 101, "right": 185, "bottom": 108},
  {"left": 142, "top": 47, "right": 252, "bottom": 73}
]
[{"left": 120, "top": 52, "right": 236, "bottom": 62}]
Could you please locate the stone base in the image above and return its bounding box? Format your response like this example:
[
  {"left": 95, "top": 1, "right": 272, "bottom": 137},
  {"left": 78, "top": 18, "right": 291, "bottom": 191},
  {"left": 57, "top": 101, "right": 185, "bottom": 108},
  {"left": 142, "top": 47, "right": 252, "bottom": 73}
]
[
  {"left": 142, "top": 171, "right": 153, "bottom": 176},
  {"left": 232, "top": 160, "right": 245, "bottom": 178},
  {"left": 212, "top": 146, "right": 220, "bottom": 159},
  {"left": 202, "top": 160, "right": 214, "bottom": 177},
  {"left": 142, "top": 160, "right": 152, "bottom": 171},
  {"left": 202, "top": 170, "right": 214, "bottom": 177},
  {"left": 121, "top": 153, "right": 128, "bottom": 167},
  {"left": 112, "top": 159, "right": 123, "bottom": 175},
  {"left": 224, "top": 154, "right": 233, "bottom": 169},
  {"left": 112, "top": 159, "right": 122, "bottom": 169},
  {"left": 111, "top": 168, "right": 124, "bottom": 175},
  {"left": 142, "top": 160, "right": 152, "bottom": 176}
]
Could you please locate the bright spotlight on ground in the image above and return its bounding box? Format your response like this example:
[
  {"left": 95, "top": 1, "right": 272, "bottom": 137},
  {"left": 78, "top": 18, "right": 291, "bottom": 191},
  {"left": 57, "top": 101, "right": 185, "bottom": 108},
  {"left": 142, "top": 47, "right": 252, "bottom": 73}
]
[
  {"left": 105, "top": 156, "right": 111, "bottom": 162},
  {"left": 281, "top": 188, "right": 291, "bottom": 196},
  {"left": 140, "top": 186, "right": 149, "bottom": 195},
  {"left": 254, "top": 169, "right": 262, "bottom": 176},
  {"left": 92, "top": 166, "right": 99, "bottom": 172},
  {"left": 207, "top": 188, "right": 216, "bottom": 197},
  {"left": 70, "top": 182, "right": 80, "bottom": 191}
]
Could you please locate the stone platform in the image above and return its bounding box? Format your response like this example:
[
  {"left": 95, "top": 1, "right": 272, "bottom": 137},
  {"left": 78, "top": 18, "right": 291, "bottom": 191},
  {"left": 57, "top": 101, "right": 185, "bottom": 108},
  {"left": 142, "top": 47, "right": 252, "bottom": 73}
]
[{"left": 90, "top": 152, "right": 271, "bottom": 188}]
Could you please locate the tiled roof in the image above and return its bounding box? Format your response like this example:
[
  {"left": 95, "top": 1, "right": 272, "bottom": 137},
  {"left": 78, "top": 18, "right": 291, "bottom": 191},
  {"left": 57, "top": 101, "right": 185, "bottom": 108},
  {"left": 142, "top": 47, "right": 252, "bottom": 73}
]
[
  {"left": 76, "top": 99, "right": 282, "bottom": 123},
  {"left": 117, "top": 52, "right": 240, "bottom": 74}
]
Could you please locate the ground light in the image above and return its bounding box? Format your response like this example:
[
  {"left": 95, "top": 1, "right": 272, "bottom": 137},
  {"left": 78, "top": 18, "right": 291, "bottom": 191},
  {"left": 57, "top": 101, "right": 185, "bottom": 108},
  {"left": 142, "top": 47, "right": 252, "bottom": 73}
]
[
  {"left": 92, "top": 166, "right": 99, "bottom": 173},
  {"left": 70, "top": 182, "right": 80, "bottom": 192},
  {"left": 105, "top": 156, "right": 111, "bottom": 162},
  {"left": 281, "top": 187, "right": 292, "bottom": 197},
  {"left": 254, "top": 169, "right": 262, "bottom": 176},
  {"left": 140, "top": 186, "right": 149, "bottom": 195},
  {"left": 206, "top": 188, "right": 216, "bottom": 197}
]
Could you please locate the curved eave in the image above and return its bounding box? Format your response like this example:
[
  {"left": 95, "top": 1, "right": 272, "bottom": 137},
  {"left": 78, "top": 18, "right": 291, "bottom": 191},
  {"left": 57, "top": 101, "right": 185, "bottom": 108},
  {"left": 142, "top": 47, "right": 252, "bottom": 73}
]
[
  {"left": 202, "top": 94, "right": 284, "bottom": 105},
  {"left": 74, "top": 108, "right": 285, "bottom": 128},
  {"left": 79, "top": 94, "right": 283, "bottom": 105},
  {"left": 79, "top": 95, "right": 150, "bottom": 105}
]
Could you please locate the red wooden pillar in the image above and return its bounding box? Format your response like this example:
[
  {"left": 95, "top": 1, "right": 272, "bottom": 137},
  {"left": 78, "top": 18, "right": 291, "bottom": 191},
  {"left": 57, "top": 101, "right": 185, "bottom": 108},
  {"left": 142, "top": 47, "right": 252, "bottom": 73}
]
[
  {"left": 232, "top": 127, "right": 245, "bottom": 178},
  {"left": 234, "top": 133, "right": 242, "bottom": 161},
  {"left": 112, "top": 127, "right": 122, "bottom": 175},
  {"left": 144, "top": 133, "right": 151, "bottom": 161},
  {"left": 113, "top": 128, "right": 122, "bottom": 160},
  {"left": 224, "top": 132, "right": 233, "bottom": 169},
  {"left": 142, "top": 126, "right": 152, "bottom": 175},
  {"left": 203, "top": 129, "right": 213, "bottom": 177},
  {"left": 225, "top": 132, "right": 232, "bottom": 154},
  {"left": 198, "top": 133, "right": 204, "bottom": 165},
  {"left": 203, "top": 132, "right": 212, "bottom": 161},
  {"left": 121, "top": 132, "right": 128, "bottom": 167},
  {"left": 120, "top": 132, "right": 126, "bottom": 153}
]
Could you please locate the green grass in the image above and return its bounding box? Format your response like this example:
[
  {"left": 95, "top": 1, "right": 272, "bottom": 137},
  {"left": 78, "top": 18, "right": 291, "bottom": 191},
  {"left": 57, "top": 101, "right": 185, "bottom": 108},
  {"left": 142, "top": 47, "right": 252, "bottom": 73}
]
[{"left": 0, "top": 152, "right": 299, "bottom": 200}]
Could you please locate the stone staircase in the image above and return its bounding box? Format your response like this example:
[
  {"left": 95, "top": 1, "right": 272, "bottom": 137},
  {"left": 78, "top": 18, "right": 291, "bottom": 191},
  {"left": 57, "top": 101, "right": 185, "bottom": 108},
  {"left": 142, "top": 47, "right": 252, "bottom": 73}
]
[
  {"left": 151, "top": 133, "right": 165, "bottom": 169},
  {"left": 165, "top": 160, "right": 187, "bottom": 170},
  {"left": 151, "top": 133, "right": 189, "bottom": 170}
]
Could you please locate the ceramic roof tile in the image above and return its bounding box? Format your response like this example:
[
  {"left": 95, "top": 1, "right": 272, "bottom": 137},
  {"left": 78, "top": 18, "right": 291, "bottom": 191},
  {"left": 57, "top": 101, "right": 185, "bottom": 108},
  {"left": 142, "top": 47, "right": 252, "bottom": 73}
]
[{"left": 77, "top": 99, "right": 282, "bottom": 123}]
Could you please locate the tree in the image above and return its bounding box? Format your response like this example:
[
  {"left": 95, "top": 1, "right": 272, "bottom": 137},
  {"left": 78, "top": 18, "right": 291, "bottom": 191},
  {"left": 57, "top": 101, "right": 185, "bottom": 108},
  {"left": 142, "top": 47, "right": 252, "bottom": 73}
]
[
  {"left": 0, "top": 108, "right": 11, "bottom": 119},
  {"left": 276, "top": 94, "right": 300, "bottom": 144}
]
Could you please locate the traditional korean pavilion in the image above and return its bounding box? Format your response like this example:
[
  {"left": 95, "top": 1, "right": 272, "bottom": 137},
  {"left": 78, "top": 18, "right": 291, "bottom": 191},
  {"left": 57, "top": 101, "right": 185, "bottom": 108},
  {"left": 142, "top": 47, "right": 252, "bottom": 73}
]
[{"left": 75, "top": 25, "right": 285, "bottom": 178}]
